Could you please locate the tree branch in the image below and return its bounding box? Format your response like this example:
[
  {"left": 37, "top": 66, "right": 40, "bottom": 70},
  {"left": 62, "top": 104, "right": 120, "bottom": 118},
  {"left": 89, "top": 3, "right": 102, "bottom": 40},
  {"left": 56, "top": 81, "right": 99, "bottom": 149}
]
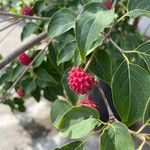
[
  {"left": 0, "top": 41, "right": 51, "bottom": 103},
  {"left": 0, "top": 11, "right": 50, "bottom": 21},
  {"left": 0, "top": 31, "right": 48, "bottom": 70}
]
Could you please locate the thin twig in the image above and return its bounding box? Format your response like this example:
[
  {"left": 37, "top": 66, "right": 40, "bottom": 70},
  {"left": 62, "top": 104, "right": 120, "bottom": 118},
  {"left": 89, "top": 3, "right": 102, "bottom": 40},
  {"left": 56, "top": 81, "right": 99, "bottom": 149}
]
[
  {"left": 0, "top": 41, "right": 51, "bottom": 103},
  {"left": 129, "top": 130, "right": 150, "bottom": 147},
  {"left": 136, "top": 123, "right": 149, "bottom": 134},
  {"left": 84, "top": 50, "right": 97, "bottom": 71},
  {"left": 0, "top": 31, "right": 48, "bottom": 70},
  {"left": 0, "top": 17, "right": 14, "bottom": 23},
  {"left": 0, "top": 11, "right": 50, "bottom": 21},
  {"left": 0, "top": 19, "right": 21, "bottom": 44},
  {"left": 0, "top": 19, "right": 23, "bottom": 32}
]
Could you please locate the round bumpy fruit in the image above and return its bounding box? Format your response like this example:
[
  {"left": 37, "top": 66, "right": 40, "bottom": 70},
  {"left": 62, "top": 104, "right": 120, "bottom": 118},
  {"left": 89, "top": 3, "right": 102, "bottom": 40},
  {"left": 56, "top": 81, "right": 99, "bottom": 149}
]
[
  {"left": 16, "top": 88, "right": 24, "bottom": 97},
  {"left": 68, "top": 67, "right": 95, "bottom": 94},
  {"left": 104, "top": 1, "right": 112, "bottom": 10},
  {"left": 18, "top": 52, "right": 32, "bottom": 66},
  {"left": 21, "top": 6, "right": 33, "bottom": 16},
  {"left": 79, "top": 99, "right": 97, "bottom": 109}
]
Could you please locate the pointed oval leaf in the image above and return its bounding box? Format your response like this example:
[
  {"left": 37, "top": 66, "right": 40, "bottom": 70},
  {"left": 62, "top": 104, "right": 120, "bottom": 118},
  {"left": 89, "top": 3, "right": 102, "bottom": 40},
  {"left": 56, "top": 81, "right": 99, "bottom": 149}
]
[
  {"left": 100, "top": 122, "right": 134, "bottom": 150},
  {"left": 55, "top": 140, "right": 85, "bottom": 150},
  {"left": 57, "top": 41, "right": 76, "bottom": 65},
  {"left": 88, "top": 49, "right": 112, "bottom": 84},
  {"left": 21, "top": 22, "right": 37, "bottom": 41},
  {"left": 48, "top": 9, "right": 77, "bottom": 38},
  {"left": 75, "top": 2, "right": 114, "bottom": 61},
  {"left": 127, "top": 0, "right": 150, "bottom": 18},
  {"left": 59, "top": 105, "right": 100, "bottom": 139},
  {"left": 51, "top": 99, "right": 72, "bottom": 128},
  {"left": 34, "top": 67, "right": 58, "bottom": 84},
  {"left": 112, "top": 61, "right": 150, "bottom": 126}
]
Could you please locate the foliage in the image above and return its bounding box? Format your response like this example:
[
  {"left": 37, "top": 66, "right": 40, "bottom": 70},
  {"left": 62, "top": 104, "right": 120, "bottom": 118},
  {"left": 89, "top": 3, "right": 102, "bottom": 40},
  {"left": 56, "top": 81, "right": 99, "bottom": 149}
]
[{"left": 0, "top": 0, "right": 150, "bottom": 149}]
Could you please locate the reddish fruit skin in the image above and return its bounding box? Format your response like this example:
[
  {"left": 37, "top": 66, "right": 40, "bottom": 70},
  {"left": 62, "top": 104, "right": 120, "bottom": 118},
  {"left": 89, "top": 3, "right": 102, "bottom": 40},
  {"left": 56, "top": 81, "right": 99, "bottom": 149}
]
[
  {"left": 16, "top": 88, "right": 24, "bottom": 97},
  {"left": 79, "top": 99, "right": 97, "bottom": 109},
  {"left": 104, "top": 1, "right": 112, "bottom": 10},
  {"left": 21, "top": 6, "right": 33, "bottom": 16},
  {"left": 68, "top": 67, "right": 95, "bottom": 94},
  {"left": 18, "top": 53, "right": 32, "bottom": 66}
]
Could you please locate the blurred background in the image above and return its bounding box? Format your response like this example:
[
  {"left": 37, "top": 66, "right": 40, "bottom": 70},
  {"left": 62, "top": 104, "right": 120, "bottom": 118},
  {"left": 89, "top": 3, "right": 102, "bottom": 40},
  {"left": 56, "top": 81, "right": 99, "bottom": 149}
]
[{"left": 0, "top": 0, "right": 150, "bottom": 150}]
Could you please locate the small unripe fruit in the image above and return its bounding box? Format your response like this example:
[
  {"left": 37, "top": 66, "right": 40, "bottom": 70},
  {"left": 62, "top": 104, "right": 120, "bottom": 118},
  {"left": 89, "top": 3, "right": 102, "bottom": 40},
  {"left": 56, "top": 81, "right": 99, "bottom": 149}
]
[
  {"left": 79, "top": 99, "right": 97, "bottom": 109},
  {"left": 18, "top": 52, "right": 32, "bottom": 66},
  {"left": 21, "top": 6, "right": 33, "bottom": 16},
  {"left": 68, "top": 67, "right": 95, "bottom": 94},
  {"left": 104, "top": 1, "right": 112, "bottom": 10},
  {"left": 16, "top": 88, "right": 24, "bottom": 97}
]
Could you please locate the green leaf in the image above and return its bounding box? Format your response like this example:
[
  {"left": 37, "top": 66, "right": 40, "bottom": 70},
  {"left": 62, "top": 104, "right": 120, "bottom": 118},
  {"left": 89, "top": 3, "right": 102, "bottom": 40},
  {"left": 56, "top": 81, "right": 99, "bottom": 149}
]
[
  {"left": 127, "top": 0, "right": 150, "bottom": 18},
  {"left": 75, "top": 2, "right": 114, "bottom": 61},
  {"left": 48, "top": 9, "right": 77, "bottom": 38},
  {"left": 87, "top": 35, "right": 104, "bottom": 55},
  {"left": 4, "top": 98, "right": 26, "bottom": 112},
  {"left": 21, "top": 22, "right": 37, "bottom": 41},
  {"left": 55, "top": 140, "right": 85, "bottom": 150},
  {"left": 32, "top": 51, "right": 46, "bottom": 68},
  {"left": 57, "top": 41, "right": 76, "bottom": 65},
  {"left": 31, "top": 86, "right": 41, "bottom": 102},
  {"left": 43, "top": 86, "right": 63, "bottom": 102},
  {"left": 22, "top": 78, "right": 36, "bottom": 94},
  {"left": 62, "top": 69, "right": 78, "bottom": 105},
  {"left": 100, "top": 122, "right": 134, "bottom": 150},
  {"left": 112, "top": 61, "right": 150, "bottom": 126},
  {"left": 33, "top": 0, "right": 46, "bottom": 16},
  {"left": 134, "top": 42, "right": 150, "bottom": 72},
  {"left": 81, "top": 0, "right": 103, "bottom": 4},
  {"left": 143, "top": 98, "right": 150, "bottom": 124},
  {"left": 88, "top": 49, "right": 112, "bottom": 84},
  {"left": 59, "top": 105, "right": 100, "bottom": 139},
  {"left": 51, "top": 99, "right": 72, "bottom": 128},
  {"left": 34, "top": 67, "right": 58, "bottom": 84}
]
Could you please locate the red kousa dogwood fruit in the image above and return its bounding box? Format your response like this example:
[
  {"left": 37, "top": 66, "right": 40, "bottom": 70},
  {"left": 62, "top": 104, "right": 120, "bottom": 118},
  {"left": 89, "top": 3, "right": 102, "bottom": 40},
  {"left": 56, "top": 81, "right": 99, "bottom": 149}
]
[
  {"left": 104, "top": 1, "right": 113, "bottom": 10},
  {"left": 16, "top": 88, "right": 24, "bottom": 97},
  {"left": 18, "top": 52, "right": 32, "bottom": 66},
  {"left": 79, "top": 99, "right": 97, "bottom": 109},
  {"left": 68, "top": 67, "right": 95, "bottom": 94},
  {"left": 21, "top": 6, "right": 33, "bottom": 16}
]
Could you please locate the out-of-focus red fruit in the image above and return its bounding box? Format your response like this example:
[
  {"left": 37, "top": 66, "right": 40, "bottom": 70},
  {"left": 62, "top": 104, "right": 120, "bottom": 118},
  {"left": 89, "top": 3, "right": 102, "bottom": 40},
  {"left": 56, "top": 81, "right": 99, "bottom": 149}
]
[
  {"left": 104, "top": 1, "right": 113, "bottom": 10},
  {"left": 79, "top": 99, "right": 97, "bottom": 109},
  {"left": 21, "top": 6, "right": 33, "bottom": 16},
  {"left": 18, "top": 52, "right": 32, "bottom": 66},
  {"left": 16, "top": 88, "right": 24, "bottom": 97}
]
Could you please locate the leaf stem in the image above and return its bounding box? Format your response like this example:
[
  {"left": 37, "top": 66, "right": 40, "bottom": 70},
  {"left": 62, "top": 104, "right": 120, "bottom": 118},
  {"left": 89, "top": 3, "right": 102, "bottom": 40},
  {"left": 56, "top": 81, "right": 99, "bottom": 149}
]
[{"left": 109, "top": 38, "right": 129, "bottom": 63}]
